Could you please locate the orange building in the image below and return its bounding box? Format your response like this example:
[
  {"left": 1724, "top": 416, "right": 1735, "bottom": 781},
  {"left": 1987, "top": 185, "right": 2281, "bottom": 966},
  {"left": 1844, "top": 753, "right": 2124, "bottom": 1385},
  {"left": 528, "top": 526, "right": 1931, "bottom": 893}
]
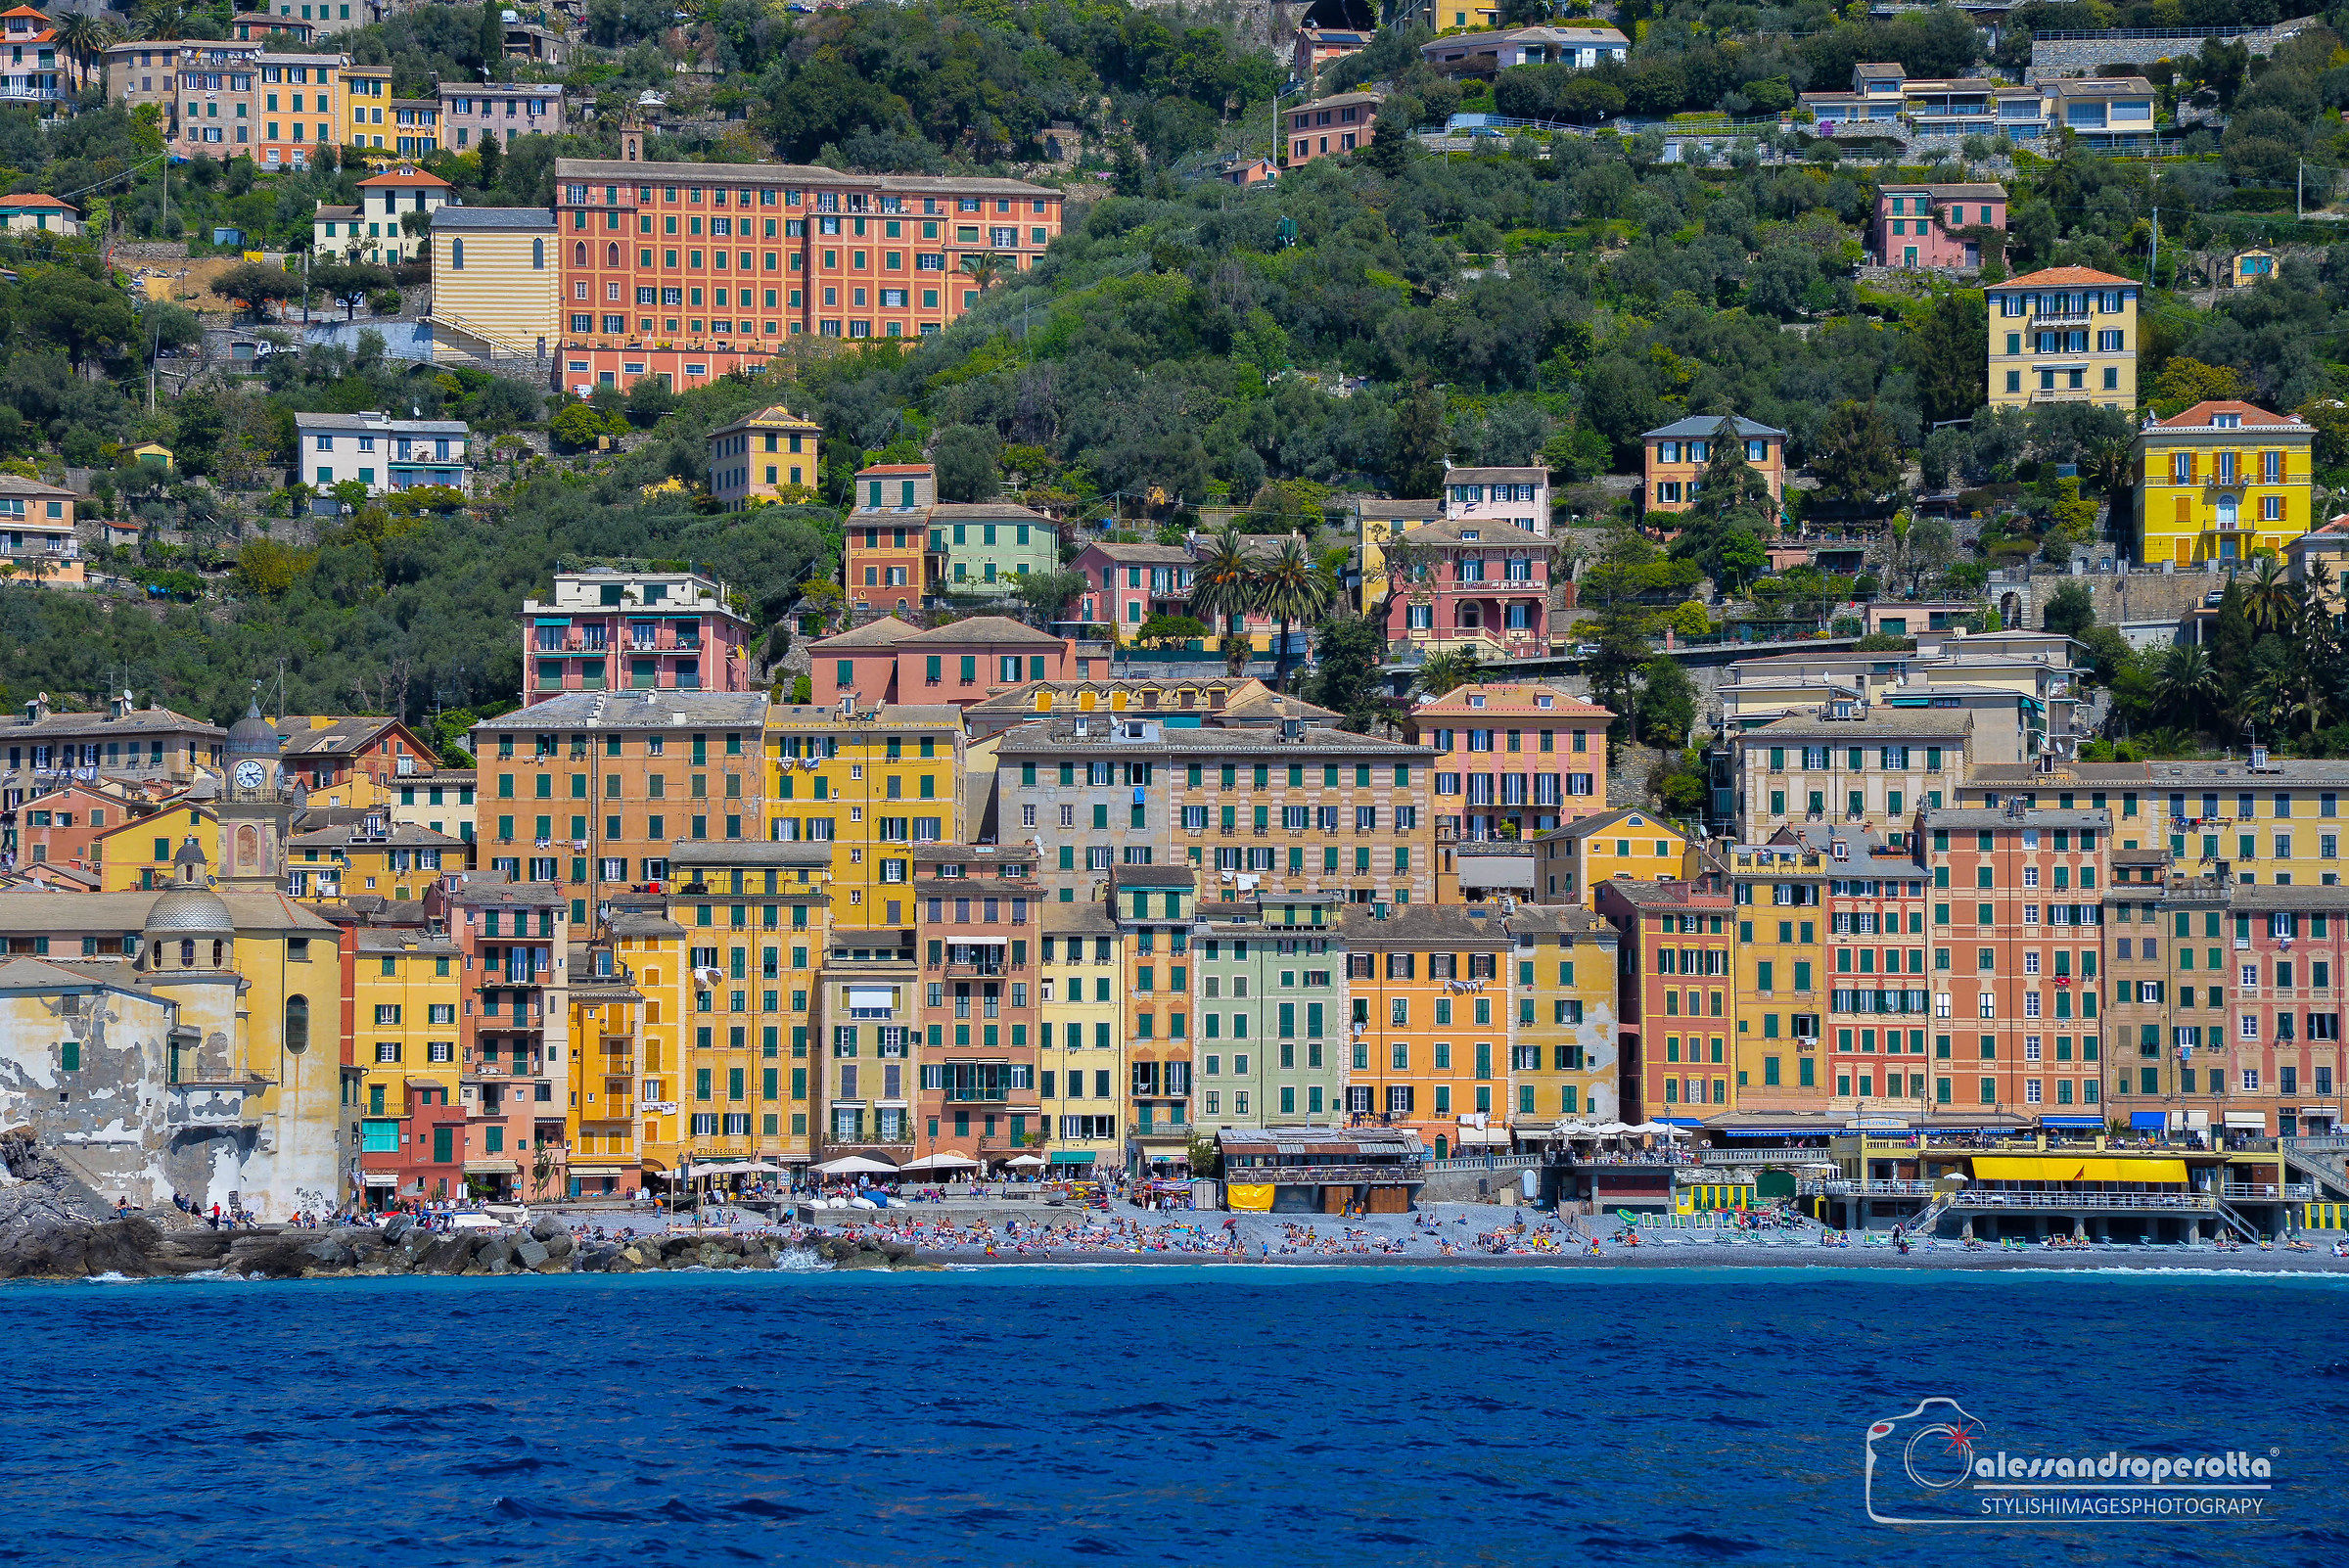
[
  {"left": 845, "top": 463, "right": 935, "bottom": 619},
  {"left": 553, "top": 149, "right": 1063, "bottom": 392},
  {"left": 1596, "top": 871, "right": 1737, "bottom": 1124},
  {"left": 1920, "top": 806, "right": 2112, "bottom": 1123},
  {"left": 914, "top": 843, "right": 1044, "bottom": 1161},
  {"left": 14, "top": 780, "right": 144, "bottom": 872},
  {"left": 1639, "top": 415, "right": 1788, "bottom": 518},
  {"left": 1342, "top": 903, "right": 1515, "bottom": 1159},
  {"left": 1285, "top": 91, "right": 1381, "bottom": 167}
]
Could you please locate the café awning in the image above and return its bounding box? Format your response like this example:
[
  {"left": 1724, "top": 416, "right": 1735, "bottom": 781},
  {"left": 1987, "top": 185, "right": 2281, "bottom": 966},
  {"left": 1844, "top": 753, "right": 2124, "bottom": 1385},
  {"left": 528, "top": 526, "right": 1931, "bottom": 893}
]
[
  {"left": 360, "top": 1171, "right": 401, "bottom": 1186},
  {"left": 462, "top": 1159, "right": 518, "bottom": 1176},
  {"left": 1973, "top": 1155, "right": 2188, "bottom": 1184}
]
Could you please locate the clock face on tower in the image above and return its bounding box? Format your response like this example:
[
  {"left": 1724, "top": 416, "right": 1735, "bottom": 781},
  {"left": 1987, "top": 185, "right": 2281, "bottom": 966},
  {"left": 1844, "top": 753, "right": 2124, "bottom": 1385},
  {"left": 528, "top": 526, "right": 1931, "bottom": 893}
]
[{"left": 234, "top": 759, "right": 267, "bottom": 791}]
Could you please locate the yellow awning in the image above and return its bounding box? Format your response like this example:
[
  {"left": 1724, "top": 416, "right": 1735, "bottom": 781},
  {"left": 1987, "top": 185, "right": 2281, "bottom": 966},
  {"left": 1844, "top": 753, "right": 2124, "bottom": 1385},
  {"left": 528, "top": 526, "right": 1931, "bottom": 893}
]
[{"left": 1973, "top": 1155, "right": 2188, "bottom": 1184}]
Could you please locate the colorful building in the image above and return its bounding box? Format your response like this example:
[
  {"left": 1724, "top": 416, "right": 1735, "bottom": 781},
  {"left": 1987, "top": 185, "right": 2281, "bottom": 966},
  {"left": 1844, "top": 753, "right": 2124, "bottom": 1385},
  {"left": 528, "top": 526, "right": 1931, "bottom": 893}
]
[
  {"left": 1038, "top": 899, "right": 1125, "bottom": 1177},
  {"left": 2131, "top": 400, "right": 2316, "bottom": 567},
  {"left": 1726, "top": 837, "right": 1831, "bottom": 1125},
  {"left": 844, "top": 464, "right": 934, "bottom": 619},
  {"left": 1284, "top": 91, "right": 1380, "bottom": 168},
  {"left": 914, "top": 842, "right": 1043, "bottom": 1161},
  {"left": 1733, "top": 710, "right": 1972, "bottom": 847},
  {"left": 1595, "top": 871, "right": 1737, "bottom": 1124},
  {"left": 927, "top": 502, "right": 1060, "bottom": 598},
  {"left": 429, "top": 871, "right": 573, "bottom": 1200},
  {"left": 1638, "top": 415, "right": 1787, "bottom": 518},
  {"left": 1987, "top": 266, "right": 2139, "bottom": 411},
  {"left": 552, "top": 153, "right": 1064, "bottom": 392},
  {"left": 1871, "top": 181, "right": 2004, "bottom": 269},
  {"left": 427, "top": 206, "right": 559, "bottom": 363},
  {"left": 764, "top": 701, "right": 963, "bottom": 933},
  {"left": 1111, "top": 864, "right": 1196, "bottom": 1174},
  {"left": 1192, "top": 896, "right": 1347, "bottom": 1130},
  {"left": 1505, "top": 903, "right": 1622, "bottom": 1135},
  {"left": 1382, "top": 518, "right": 1550, "bottom": 659},
  {"left": 708, "top": 403, "right": 822, "bottom": 509},
  {"left": 1069, "top": 540, "right": 1195, "bottom": 637},
  {"left": 1341, "top": 902, "right": 1515, "bottom": 1158},
  {"left": 1534, "top": 807, "right": 1694, "bottom": 909},
  {"left": 519, "top": 567, "right": 754, "bottom": 706},
  {"left": 1405, "top": 681, "right": 1612, "bottom": 841}
]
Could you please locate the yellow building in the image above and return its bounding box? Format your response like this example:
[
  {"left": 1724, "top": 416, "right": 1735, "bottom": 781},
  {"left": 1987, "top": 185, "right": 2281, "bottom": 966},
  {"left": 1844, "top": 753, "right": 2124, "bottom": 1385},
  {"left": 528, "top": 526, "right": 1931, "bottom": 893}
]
[
  {"left": 2131, "top": 400, "right": 2316, "bottom": 567},
  {"left": 1727, "top": 839, "right": 1831, "bottom": 1119},
  {"left": 1506, "top": 904, "right": 1623, "bottom": 1134},
  {"left": 345, "top": 916, "right": 464, "bottom": 1126},
  {"left": 1986, "top": 265, "right": 2138, "bottom": 411},
  {"left": 427, "top": 206, "right": 560, "bottom": 363},
  {"left": 709, "top": 405, "right": 823, "bottom": 511},
  {"left": 1038, "top": 899, "right": 1125, "bottom": 1178},
  {"left": 97, "top": 801, "right": 217, "bottom": 891},
  {"left": 565, "top": 950, "right": 646, "bottom": 1196},
  {"left": 765, "top": 703, "right": 963, "bottom": 935},
  {"left": 1356, "top": 499, "right": 1439, "bottom": 616},
  {"left": 1533, "top": 807, "right": 1695, "bottom": 908},
  {"left": 286, "top": 817, "right": 469, "bottom": 903},
  {"left": 604, "top": 894, "right": 693, "bottom": 1183},
  {"left": 344, "top": 64, "right": 392, "bottom": 149}
]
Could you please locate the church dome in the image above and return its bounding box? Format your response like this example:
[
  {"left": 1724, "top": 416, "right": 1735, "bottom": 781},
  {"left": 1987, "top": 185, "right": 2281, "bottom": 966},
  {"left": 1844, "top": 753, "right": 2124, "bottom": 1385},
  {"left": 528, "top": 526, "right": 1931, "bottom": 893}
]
[
  {"left": 226, "top": 698, "right": 279, "bottom": 759},
  {"left": 145, "top": 837, "right": 234, "bottom": 939}
]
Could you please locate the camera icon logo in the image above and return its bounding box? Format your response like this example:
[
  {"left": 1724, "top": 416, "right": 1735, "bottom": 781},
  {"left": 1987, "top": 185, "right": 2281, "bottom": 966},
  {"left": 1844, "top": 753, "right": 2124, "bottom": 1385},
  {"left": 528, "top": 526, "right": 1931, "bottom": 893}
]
[{"left": 1865, "top": 1398, "right": 1984, "bottom": 1524}]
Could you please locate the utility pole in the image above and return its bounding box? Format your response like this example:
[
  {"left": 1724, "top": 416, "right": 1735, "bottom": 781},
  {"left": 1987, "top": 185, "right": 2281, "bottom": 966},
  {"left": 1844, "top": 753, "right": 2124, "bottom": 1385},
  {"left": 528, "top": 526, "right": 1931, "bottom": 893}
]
[{"left": 2148, "top": 206, "right": 2158, "bottom": 290}]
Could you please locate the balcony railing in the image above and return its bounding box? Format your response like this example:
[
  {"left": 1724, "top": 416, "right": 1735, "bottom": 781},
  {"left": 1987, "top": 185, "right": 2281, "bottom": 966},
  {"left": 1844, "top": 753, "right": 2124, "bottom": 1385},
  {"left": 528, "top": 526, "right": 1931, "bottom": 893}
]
[
  {"left": 2222, "top": 1181, "right": 2315, "bottom": 1201},
  {"left": 1221, "top": 1163, "right": 1429, "bottom": 1184}
]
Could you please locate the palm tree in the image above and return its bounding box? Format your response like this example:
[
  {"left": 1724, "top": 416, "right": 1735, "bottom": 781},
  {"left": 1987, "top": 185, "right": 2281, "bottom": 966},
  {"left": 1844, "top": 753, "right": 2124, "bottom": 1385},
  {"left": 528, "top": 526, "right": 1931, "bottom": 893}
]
[
  {"left": 52, "top": 13, "right": 107, "bottom": 93},
  {"left": 135, "top": 0, "right": 187, "bottom": 39},
  {"left": 1187, "top": 528, "right": 1258, "bottom": 677},
  {"left": 2242, "top": 555, "right": 2296, "bottom": 637},
  {"left": 1254, "top": 534, "right": 1335, "bottom": 692},
  {"left": 2154, "top": 642, "right": 2218, "bottom": 733},
  {"left": 1413, "top": 646, "right": 1486, "bottom": 700},
  {"left": 958, "top": 252, "right": 1005, "bottom": 298}
]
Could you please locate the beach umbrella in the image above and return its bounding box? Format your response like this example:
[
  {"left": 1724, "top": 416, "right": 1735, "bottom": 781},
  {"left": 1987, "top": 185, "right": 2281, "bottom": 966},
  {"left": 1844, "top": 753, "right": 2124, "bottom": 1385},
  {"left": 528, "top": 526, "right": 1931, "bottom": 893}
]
[
  {"left": 1004, "top": 1154, "right": 1046, "bottom": 1167},
  {"left": 813, "top": 1155, "right": 899, "bottom": 1176},
  {"left": 898, "top": 1151, "right": 981, "bottom": 1172}
]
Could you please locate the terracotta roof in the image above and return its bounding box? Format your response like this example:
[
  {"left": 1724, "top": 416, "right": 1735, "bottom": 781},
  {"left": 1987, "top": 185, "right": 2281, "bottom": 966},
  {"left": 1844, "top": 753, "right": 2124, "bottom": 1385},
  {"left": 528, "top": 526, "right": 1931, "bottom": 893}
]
[
  {"left": 808, "top": 615, "right": 921, "bottom": 651},
  {"left": 856, "top": 464, "right": 933, "bottom": 476},
  {"left": 356, "top": 167, "right": 452, "bottom": 188},
  {"left": 2001, "top": 266, "right": 2136, "bottom": 289},
  {"left": 898, "top": 616, "right": 1065, "bottom": 647},
  {"left": 2150, "top": 401, "right": 2305, "bottom": 430},
  {"left": 0, "top": 194, "right": 72, "bottom": 211}
]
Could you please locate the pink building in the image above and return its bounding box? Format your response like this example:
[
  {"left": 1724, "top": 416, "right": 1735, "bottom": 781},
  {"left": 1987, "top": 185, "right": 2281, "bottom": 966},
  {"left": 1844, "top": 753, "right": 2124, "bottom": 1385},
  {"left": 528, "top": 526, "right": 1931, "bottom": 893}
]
[
  {"left": 1383, "top": 518, "right": 1550, "bottom": 659},
  {"left": 1874, "top": 181, "right": 2005, "bottom": 270},
  {"left": 1285, "top": 90, "right": 1380, "bottom": 168},
  {"left": 521, "top": 567, "right": 752, "bottom": 707},
  {"left": 1442, "top": 463, "right": 1548, "bottom": 536},
  {"left": 810, "top": 615, "right": 919, "bottom": 709},
  {"left": 812, "top": 615, "right": 1075, "bottom": 710},
  {"left": 1070, "top": 540, "right": 1195, "bottom": 636}
]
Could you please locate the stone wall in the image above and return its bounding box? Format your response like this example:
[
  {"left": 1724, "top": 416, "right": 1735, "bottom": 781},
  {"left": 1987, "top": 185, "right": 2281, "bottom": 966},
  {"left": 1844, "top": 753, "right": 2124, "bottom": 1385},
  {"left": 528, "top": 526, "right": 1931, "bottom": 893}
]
[
  {"left": 2026, "top": 15, "right": 2319, "bottom": 82},
  {"left": 1986, "top": 561, "right": 2213, "bottom": 639}
]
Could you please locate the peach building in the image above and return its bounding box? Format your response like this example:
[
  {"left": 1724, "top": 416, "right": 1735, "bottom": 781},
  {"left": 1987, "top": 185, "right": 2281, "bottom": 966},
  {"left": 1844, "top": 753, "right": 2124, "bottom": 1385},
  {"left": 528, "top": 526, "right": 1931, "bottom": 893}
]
[
  {"left": 1285, "top": 91, "right": 1380, "bottom": 167},
  {"left": 1639, "top": 415, "right": 1786, "bottom": 517}
]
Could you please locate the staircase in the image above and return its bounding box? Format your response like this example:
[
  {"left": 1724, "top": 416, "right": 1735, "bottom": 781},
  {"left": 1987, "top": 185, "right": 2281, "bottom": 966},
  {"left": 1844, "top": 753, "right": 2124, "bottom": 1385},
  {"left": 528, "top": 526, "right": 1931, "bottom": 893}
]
[
  {"left": 2280, "top": 1137, "right": 2349, "bottom": 1202},
  {"left": 422, "top": 308, "right": 556, "bottom": 372},
  {"left": 1910, "top": 1187, "right": 1956, "bottom": 1236},
  {"left": 2213, "top": 1198, "right": 2263, "bottom": 1242}
]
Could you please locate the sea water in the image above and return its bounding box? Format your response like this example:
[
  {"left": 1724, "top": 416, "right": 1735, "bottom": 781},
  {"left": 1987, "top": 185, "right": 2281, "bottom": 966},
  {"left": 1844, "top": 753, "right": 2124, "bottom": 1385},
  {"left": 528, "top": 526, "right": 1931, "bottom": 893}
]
[{"left": 4, "top": 1268, "right": 2346, "bottom": 1566}]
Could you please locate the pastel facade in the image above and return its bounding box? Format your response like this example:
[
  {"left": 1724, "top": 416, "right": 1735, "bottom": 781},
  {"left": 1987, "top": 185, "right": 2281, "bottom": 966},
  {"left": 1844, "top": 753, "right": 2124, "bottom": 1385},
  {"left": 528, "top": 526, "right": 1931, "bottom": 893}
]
[
  {"left": 352, "top": 165, "right": 450, "bottom": 262},
  {"left": 1285, "top": 91, "right": 1379, "bottom": 167},
  {"left": 2131, "top": 401, "right": 2315, "bottom": 567},
  {"left": 104, "top": 42, "right": 345, "bottom": 166},
  {"left": 298, "top": 410, "right": 471, "bottom": 495},
  {"left": 1638, "top": 415, "right": 1786, "bottom": 517},
  {"left": 1873, "top": 182, "right": 2004, "bottom": 269},
  {"left": 1071, "top": 541, "right": 1194, "bottom": 635},
  {"left": 436, "top": 80, "right": 565, "bottom": 148},
  {"left": 0, "top": 192, "right": 76, "bottom": 235},
  {"left": 1405, "top": 682, "right": 1613, "bottom": 841},
  {"left": 428, "top": 207, "right": 560, "bottom": 361},
  {"left": 708, "top": 404, "right": 821, "bottom": 509},
  {"left": 1987, "top": 266, "right": 2138, "bottom": 411},
  {"left": 1382, "top": 518, "right": 1549, "bottom": 659},
  {"left": 0, "top": 474, "right": 79, "bottom": 584},
  {"left": 521, "top": 568, "right": 753, "bottom": 706}
]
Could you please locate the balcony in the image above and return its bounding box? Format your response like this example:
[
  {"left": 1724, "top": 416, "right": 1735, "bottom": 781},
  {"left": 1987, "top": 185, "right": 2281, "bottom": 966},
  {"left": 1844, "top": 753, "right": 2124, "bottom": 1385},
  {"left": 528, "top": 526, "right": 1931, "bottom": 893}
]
[
  {"left": 2222, "top": 1180, "right": 2314, "bottom": 1201},
  {"left": 1221, "top": 1163, "right": 1428, "bottom": 1184},
  {"left": 2032, "top": 307, "right": 2091, "bottom": 328}
]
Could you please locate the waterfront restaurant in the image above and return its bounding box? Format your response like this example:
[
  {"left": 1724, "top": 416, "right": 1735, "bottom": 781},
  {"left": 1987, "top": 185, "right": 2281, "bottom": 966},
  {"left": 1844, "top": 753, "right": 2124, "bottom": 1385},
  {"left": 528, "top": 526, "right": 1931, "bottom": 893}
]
[{"left": 1217, "top": 1127, "right": 1427, "bottom": 1214}]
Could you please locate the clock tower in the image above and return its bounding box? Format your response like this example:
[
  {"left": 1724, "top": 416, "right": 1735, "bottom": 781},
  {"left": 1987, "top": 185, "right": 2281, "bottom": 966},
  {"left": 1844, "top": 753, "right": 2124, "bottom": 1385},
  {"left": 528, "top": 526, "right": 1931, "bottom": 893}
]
[{"left": 217, "top": 696, "right": 298, "bottom": 889}]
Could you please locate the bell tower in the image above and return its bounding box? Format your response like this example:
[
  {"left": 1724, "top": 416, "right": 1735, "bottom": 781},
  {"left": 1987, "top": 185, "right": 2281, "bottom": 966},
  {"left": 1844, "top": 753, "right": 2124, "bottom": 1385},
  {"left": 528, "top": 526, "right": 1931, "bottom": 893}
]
[{"left": 217, "top": 694, "right": 297, "bottom": 889}]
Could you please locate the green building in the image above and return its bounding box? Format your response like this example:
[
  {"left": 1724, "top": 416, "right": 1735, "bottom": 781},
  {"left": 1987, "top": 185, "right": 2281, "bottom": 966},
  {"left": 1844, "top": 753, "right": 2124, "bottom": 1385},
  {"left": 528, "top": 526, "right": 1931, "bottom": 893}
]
[{"left": 928, "top": 501, "right": 1060, "bottom": 598}]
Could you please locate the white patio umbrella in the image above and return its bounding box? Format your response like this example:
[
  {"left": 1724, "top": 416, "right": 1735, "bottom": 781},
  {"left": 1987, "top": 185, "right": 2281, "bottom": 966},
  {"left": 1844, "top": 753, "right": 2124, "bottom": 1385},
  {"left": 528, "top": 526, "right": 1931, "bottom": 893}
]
[
  {"left": 1003, "top": 1154, "right": 1047, "bottom": 1167},
  {"left": 813, "top": 1155, "right": 899, "bottom": 1176},
  {"left": 898, "top": 1151, "right": 981, "bottom": 1172},
  {"left": 1589, "top": 1121, "right": 1635, "bottom": 1136}
]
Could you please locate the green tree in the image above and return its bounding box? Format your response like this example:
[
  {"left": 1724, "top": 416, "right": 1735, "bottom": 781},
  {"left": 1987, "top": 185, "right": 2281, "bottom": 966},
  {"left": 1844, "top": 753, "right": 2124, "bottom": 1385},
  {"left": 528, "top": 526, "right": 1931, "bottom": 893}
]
[
  {"left": 212, "top": 260, "right": 299, "bottom": 323},
  {"left": 1904, "top": 292, "right": 1988, "bottom": 427},
  {"left": 933, "top": 423, "right": 1000, "bottom": 502},
  {"left": 2155, "top": 641, "right": 2219, "bottom": 734},
  {"left": 550, "top": 402, "right": 604, "bottom": 451},
  {"left": 1812, "top": 402, "right": 1904, "bottom": 508},
  {"left": 2043, "top": 581, "right": 2094, "bottom": 639},
  {"left": 1413, "top": 645, "right": 1486, "bottom": 700},
  {"left": 1393, "top": 382, "right": 1447, "bottom": 498},
  {"left": 22, "top": 267, "right": 138, "bottom": 369},
  {"left": 1635, "top": 656, "right": 1697, "bottom": 748},
  {"left": 310, "top": 259, "right": 395, "bottom": 322},
  {"left": 1306, "top": 615, "right": 1388, "bottom": 734},
  {"left": 624, "top": 375, "right": 676, "bottom": 426},
  {"left": 1009, "top": 566, "right": 1085, "bottom": 627},
  {"left": 1187, "top": 528, "right": 1259, "bottom": 677},
  {"left": 1131, "top": 612, "right": 1210, "bottom": 647}
]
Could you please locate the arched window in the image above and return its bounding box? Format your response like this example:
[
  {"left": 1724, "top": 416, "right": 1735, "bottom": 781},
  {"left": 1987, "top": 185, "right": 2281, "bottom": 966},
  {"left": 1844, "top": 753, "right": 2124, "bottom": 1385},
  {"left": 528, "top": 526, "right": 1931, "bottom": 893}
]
[
  {"left": 450, "top": 237, "right": 464, "bottom": 269},
  {"left": 573, "top": 241, "right": 587, "bottom": 266},
  {"left": 605, "top": 242, "right": 620, "bottom": 267},
  {"left": 531, "top": 237, "right": 544, "bottom": 269},
  {"left": 209, "top": 940, "right": 223, "bottom": 968},
  {"left": 2217, "top": 493, "right": 2239, "bottom": 530},
  {"left": 285, "top": 994, "right": 309, "bottom": 1053},
  {"left": 179, "top": 939, "right": 196, "bottom": 967},
  {"left": 236, "top": 824, "right": 258, "bottom": 869}
]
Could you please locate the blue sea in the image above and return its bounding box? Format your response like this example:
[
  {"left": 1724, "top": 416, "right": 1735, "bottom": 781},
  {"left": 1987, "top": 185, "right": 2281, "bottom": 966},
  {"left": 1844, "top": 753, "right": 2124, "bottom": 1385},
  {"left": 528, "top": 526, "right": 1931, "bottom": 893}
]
[{"left": 5, "top": 1268, "right": 2346, "bottom": 1567}]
